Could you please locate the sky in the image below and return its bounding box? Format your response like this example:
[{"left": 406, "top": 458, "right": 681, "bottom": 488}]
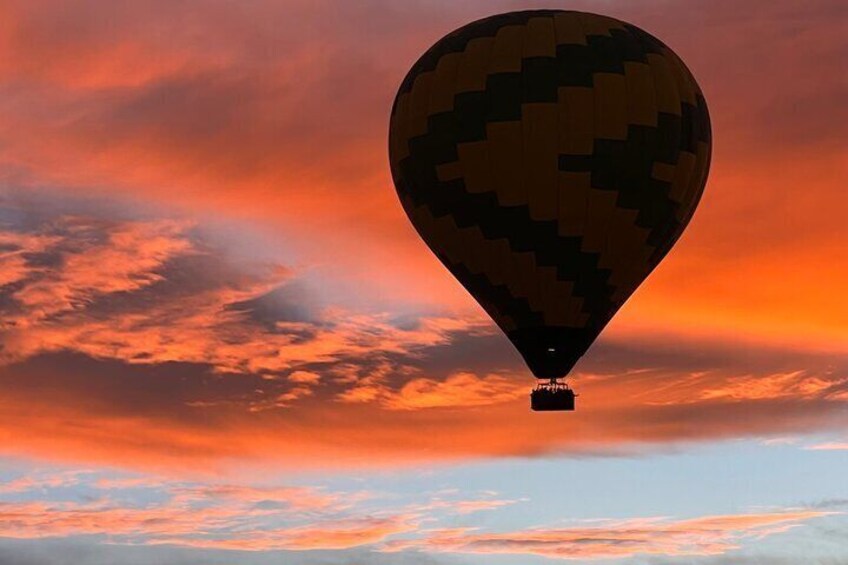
[{"left": 0, "top": 0, "right": 846, "bottom": 563}]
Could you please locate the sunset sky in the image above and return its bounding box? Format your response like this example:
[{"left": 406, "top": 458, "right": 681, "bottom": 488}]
[{"left": 1, "top": 0, "right": 847, "bottom": 563}]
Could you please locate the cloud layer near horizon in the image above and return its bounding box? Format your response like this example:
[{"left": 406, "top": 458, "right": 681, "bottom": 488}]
[{"left": 0, "top": 468, "right": 835, "bottom": 560}]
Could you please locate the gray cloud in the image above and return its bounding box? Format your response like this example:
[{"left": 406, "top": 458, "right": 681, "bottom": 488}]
[{"left": 0, "top": 538, "right": 448, "bottom": 565}]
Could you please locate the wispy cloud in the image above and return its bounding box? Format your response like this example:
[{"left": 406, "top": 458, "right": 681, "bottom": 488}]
[
  {"left": 382, "top": 511, "right": 834, "bottom": 560},
  {"left": 0, "top": 470, "right": 512, "bottom": 552},
  {"left": 157, "top": 516, "right": 419, "bottom": 552},
  {"left": 804, "top": 442, "right": 848, "bottom": 451},
  {"left": 0, "top": 210, "right": 485, "bottom": 377},
  {"left": 0, "top": 469, "right": 832, "bottom": 559},
  {"left": 339, "top": 372, "right": 526, "bottom": 410}
]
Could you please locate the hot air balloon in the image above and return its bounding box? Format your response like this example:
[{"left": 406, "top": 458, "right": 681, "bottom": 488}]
[{"left": 388, "top": 10, "right": 711, "bottom": 411}]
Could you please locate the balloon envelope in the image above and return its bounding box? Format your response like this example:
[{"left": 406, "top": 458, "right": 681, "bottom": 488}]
[{"left": 389, "top": 10, "right": 711, "bottom": 379}]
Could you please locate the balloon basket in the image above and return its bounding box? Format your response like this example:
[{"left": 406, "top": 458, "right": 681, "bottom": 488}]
[{"left": 530, "top": 378, "right": 576, "bottom": 412}]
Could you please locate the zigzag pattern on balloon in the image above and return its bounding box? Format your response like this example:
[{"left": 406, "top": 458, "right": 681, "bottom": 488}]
[{"left": 389, "top": 10, "right": 711, "bottom": 378}]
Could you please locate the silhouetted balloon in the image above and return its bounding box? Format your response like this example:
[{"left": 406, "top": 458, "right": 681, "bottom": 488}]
[{"left": 389, "top": 10, "right": 711, "bottom": 380}]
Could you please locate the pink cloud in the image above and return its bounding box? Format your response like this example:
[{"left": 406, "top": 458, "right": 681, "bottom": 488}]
[
  {"left": 3, "top": 469, "right": 827, "bottom": 559},
  {"left": 805, "top": 442, "right": 848, "bottom": 451},
  {"left": 0, "top": 472, "right": 353, "bottom": 545},
  {"left": 159, "top": 516, "right": 419, "bottom": 551},
  {"left": 382, "top": 510, "right": 834, "bottom": 560},
  {"left": 0, "top": 471, "right": 521, "bottom": 552}
]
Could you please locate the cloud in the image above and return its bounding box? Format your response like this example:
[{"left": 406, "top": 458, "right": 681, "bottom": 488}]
[
  {"left": 1, "top": 0, "right": 845, "bottom": 329},
  {"left": 0, "top": 468, "right": 832, "bottom": 561},
  {"left": 0, "top": 469, "right": 513, "bottom": 554},
  {"left": 805, "top": 443, "right": 848, "bottom": 451},
  {"left": 0, "top": 204, "right": 846, "bottom": 472},
  {"left": 3, "top": 217, "right": 193, "bottom": 329},
  {"left": 158, "top": 516, "right": 418, "bottom": 552},
  {"left": 382, "top": 510, "right": 834, "bottom": 560},
  {"left": 0, "top": 537, "right": 445, "bottom": 565},
  {"left": 0, "top": 472, "right": 355, "bottom": 548},
  {"left": 0, "top": 0, "right": 847, "bottom": 473},
  {"left": 341, "top": 372, "right": 527, "bottom": 410},
  {"left": 288, "top": 371, "right": 321, "bottom": 385},
  {"left": 0, "top": 209, "right": 485, "bottom": 378},
  {"left": 0, "top": 471, "right": 83, "bottom": 494}
]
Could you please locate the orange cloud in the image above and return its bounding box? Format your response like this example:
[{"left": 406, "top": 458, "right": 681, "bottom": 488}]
[
  {"left": 382, "top": 510, "right": 834, "bottom": 560},
  {"left": 2, "top": 0, "right": 843, "bottom": 332},
  {"left": 0, "top": 473, "right": 347, "bottom": 545},
  {"left": 0, "top": 212, "right": 844, "bottom": 473},
  {"left": 165, "top": 484, "right": 339, "bottom": 512},
  {"left": 0, "top": 0, "right": 846, "bottom": 476},
  {"left": 288, "top": 370, "right": 321, "bottom": 384},
  {"left": 0, "top": 210, "right": 845, "bottom": 472},
  {"left": 642, "top": 370, "right": 846, "bottom": 406},
  {"left": 0, "top": 214, "right": 486, "bottom": 376},
  {"left": 0, "top": 471, "right": 519, "bottom": 552},
  {"left": 343, "top": 372, "right": 527, "bottom": 411},
  {"left": 7, "top": 218, "right": 193, "bottom": 326},
  {"left": 0, "top": 232, "right": 58, "bottom": 287},
  {"left": 0, "top": 501, "right": 236, "bottom": 540},
  {"left": 160, "top": 516, "right": 419, "bottom": 552},
  {"left": 1, "top": 351, "right": 845, "bottom": 474},
  {"left": 2, "top": 468, "right": 829, "bottom": 559}
]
